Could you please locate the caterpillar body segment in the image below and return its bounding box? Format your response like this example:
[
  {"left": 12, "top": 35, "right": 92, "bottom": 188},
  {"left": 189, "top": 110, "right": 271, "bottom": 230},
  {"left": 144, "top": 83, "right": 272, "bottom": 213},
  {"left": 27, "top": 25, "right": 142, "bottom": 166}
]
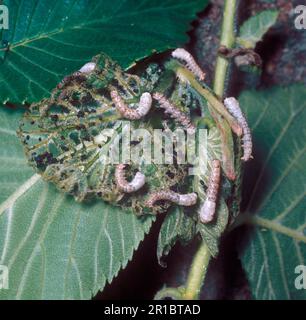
[
  {"left": 152, "top": 92, "right": 196, "bottom": 132},
  {"left": 115, "top": 164, "right": 146, "bottom": 193},
  {"left": 146, "top": 190, "right": 197, "bottom": 208},
  {"left": 111, "top": 90, "right": 152, "bottom": 120},
  {"left": 172, "top": 48, "right": 206, "bottom": 81}
]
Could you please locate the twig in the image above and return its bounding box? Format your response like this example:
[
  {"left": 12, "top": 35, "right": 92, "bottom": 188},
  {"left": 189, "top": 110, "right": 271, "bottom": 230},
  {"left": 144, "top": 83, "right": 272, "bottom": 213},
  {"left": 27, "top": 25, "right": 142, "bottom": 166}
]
[{"left": 181, "top": 0, "right": 238, "bottom": 300}]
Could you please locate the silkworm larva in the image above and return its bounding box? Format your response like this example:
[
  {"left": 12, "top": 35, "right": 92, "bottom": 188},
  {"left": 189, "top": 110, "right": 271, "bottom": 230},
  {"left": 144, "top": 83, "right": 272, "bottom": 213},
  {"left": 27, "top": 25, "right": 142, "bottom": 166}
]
[
  {"left": 110, "top": 90, "right": 152, "bottom": 120},
  {"left": 199, "top": 159, "right": 221, "bottom": 223},
  {"left": 146, "top": 190, "right": 197, "bottom": 208},
  {"left": 153, "top": 92, "right": 196, "bottom": 132},
  {"left": 137, "top": 92, "right": 153, "bottom": 117},
  {"left": 224, "top": 97, "right": 253, "bottom": 161},
  {"left": 79, "top": 62, "right": 96, "bottom": 74},
  {"left": 115, "top": 164, "right": 146, "bottom": 193},
  {"left": 172, "top": 48, "right": 206, "bottom": 81}
]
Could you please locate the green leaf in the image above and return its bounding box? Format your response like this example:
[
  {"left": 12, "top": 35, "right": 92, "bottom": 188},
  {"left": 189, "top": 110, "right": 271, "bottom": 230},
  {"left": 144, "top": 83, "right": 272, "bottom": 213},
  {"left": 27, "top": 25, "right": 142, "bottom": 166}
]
[
  {"left": 239, "top": 85, "right": 306, "bottom": 300},
  {"left": 237, "top": 10, "right": 278, "bottom": 49},
  {"left": 157, "top": 206, "right": 195, "bottom": 266},
  {"left": 0, "top": 107, "right": 153, "bottom": 299},
  {"left": 0, "top": 108, "right": 33, "bottom": 203},
  {"left": 0, "top": 0, "right": 207, "bottom": 104},
  {"left": 197, "top": 198, "right": 229, "bottom": 257}
]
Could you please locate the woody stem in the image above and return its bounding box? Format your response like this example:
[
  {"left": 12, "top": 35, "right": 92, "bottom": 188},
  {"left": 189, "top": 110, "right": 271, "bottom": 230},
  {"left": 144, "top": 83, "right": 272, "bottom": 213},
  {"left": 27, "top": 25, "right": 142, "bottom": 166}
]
[
  {"left": 213, "top": 0, "right": 237, "bottom": 96},
  {"left": 182, "top": 242, "right": 211, "bottom": 300}
]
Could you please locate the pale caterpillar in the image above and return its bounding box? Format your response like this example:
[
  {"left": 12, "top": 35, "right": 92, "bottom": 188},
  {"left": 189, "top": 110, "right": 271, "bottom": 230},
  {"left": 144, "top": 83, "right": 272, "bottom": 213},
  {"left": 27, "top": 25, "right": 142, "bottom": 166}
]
[
  {"left": 79, "top": 62, "right": 96, "bottom": 74},
  {"left": 110, "top": 90, "right": 152, "bottom": 120},
  {"left": 146, "top": 190, "right": 197, "bottom": 208},
  {"left": 224, "top": 97, "right": 253, "bottom": 161},
  {"left": 115, "top": 164, "right": 146, "bottom": 193},
  {"left": 172, "top": 48, "right": 206, "bottom": 81},
  {"left": 199, "top": 159, "right": 221, "bottom": 223},
  {"left": 152, "top": 92, "right": 196, "bottom": 132}
]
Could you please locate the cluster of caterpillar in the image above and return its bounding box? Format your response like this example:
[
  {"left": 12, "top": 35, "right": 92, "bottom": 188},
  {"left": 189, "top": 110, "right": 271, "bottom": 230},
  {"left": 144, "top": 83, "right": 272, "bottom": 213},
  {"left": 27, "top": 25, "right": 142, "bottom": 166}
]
[
  {"left": 109, "top": 49, "right": 201, "bottom": 131},
  {"left": 34, "top": 50, "right": 253, "bottom": 225},
  {"left": 89, "top": 50, "right": 252, "bottom": 225},
  {"left": 109, "top": 50, "right": 252, "bottom": 224},
  {"left": 169, "top": 51, "right": 252, "bottom": 222}
]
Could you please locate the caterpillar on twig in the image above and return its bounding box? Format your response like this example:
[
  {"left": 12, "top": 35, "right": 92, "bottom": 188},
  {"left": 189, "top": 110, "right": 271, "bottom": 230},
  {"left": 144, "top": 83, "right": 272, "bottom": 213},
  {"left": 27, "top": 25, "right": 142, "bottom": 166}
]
[
  {"left": 115, "top": 164, "right": 146, "bottom": 193},
  {"left": 199, "top": 159, "right": 221, "bottom": 223},
  {"left": 111, "top": 90, "right": 152, "bottom": 120},
  {"left": 224, "top": 97, "right": 253, "bottom": 162},
  {"left": 172, "top": 48, "right": 206, "bottom": 81},
  {"left": 146, "top": 190, "right": 197, "bottom": 208},
  {"left": 153, "top": 92, "right": 196, "bottom": 132}
]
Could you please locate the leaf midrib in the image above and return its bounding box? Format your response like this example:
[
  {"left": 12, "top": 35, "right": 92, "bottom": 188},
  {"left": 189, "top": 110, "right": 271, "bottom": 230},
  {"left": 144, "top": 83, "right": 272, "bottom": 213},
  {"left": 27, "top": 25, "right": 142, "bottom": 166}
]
[
  {"left": 247, "top": 215, "right": 306, "bottom": 243},
  {"left": 0, "top": 174, "right": 41, "bottom": 215}
]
